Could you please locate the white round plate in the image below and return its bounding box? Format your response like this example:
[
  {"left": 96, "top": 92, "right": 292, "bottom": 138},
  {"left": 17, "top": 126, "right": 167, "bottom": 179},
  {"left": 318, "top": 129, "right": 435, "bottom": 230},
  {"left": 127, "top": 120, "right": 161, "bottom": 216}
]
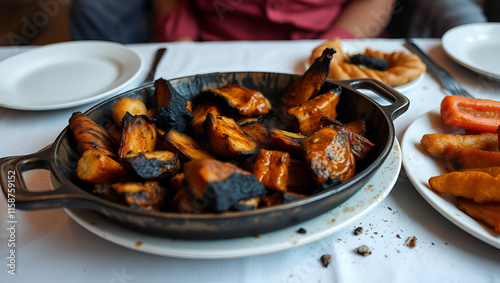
[
  {"left": 65, "top": 140, "right": 401, "bottom": 259},
  {"left": 442, "top": 23, "right": 500, "bottom": 80},
  {"left": 401, "top": 108, "right": 500, "bottom": 249},
  {"left": 0, "top": 41, "right": 143, "bottom": 111}
]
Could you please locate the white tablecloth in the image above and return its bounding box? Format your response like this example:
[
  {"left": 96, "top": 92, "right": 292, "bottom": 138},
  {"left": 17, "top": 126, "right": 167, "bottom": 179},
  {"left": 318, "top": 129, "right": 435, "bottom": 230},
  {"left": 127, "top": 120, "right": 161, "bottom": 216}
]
[{"left": 1, "top": 39, "right": 500, "bottom": 283}]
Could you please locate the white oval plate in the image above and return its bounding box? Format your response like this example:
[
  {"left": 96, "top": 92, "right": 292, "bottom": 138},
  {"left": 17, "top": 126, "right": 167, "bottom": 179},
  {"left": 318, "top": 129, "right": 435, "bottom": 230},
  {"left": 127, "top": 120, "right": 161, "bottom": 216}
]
[
  {"left": 442, "top": 23, "right": 500, "bottom": 80},
  {"left": 64, "top": 140, "right": 401, "bottom": 259},
  {"left": 0, "top": 41, "right": 143, "bottom": 111},
  {"left": 401, "top": 108, "right": 500, "bottom": 249}
]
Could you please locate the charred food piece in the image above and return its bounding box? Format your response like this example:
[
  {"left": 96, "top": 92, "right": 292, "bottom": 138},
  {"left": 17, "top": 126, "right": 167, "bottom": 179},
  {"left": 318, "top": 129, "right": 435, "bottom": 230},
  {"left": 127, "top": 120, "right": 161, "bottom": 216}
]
[
  {"left": 302, "top": 127, "right": 356, "bottom": 186},
  {"left": 286, "top": 159, "right": 316, "bottom": 193},
  {"left": 153, "top": 78, "right": 194, "bottom": 132},
  {"left": 203, "top": 84, "right": 270, "bottom": 116},
  {"left": 253, "top": 149, "right": 290, "bottom": 192},
  {"left": 122, "top": 150, "right": 180, "bottom": 180},
  {"left": 77, "top": 149, "right": 131, "bottom": 184},
  {"left": 239, "top": 122, "right": 271, "bottom": 148},
  {"left": 172, "top": 187, "right": 204, "bottom": 214},
  {"left": 287, "top": 89, "right": 341, "bottom": 135},
  {"left": 183, "top": 159, "right": 266, "bottom": 212},
  {"left": 268, "top": 129, "right": 305, "bottom": 158},
  {"left": 189, "top": 102, "right": 223, "bottom": 135},
  {"left": 162, "top": 129, "right": 215, "bottom": 162},
  {"left": 203, "top": 113, "right": 259, "bottom": 160},
  {"left": 69, "top": 112, "right": 118, "bottom": 157},
  {"left": 110, "top": 181, "right": 167, "bottom": 211},
  {"left": 319, "top": 117, "right": 375, "bottom": 160},
  {"left": 280, "top": 48, "right": 335, "bottom": 112},
  {"left": 233, "top": 196, "right": 260, "bottom": 211},
  {"left": 118, "top": 113, "right": 157, "bottom": 158},
  {"left": 344, "top": 119, "right": 367, "bottom": 135},
  {"left": 349, "top": 54, "right": 388, "bottom": 71}
]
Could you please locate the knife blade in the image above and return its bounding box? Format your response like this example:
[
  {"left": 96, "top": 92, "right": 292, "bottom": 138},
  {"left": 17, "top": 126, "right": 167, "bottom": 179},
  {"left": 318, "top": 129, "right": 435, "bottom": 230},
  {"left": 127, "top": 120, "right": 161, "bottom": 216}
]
[{"left": 143, "top": 47, "right": 167, "bottom": 84}]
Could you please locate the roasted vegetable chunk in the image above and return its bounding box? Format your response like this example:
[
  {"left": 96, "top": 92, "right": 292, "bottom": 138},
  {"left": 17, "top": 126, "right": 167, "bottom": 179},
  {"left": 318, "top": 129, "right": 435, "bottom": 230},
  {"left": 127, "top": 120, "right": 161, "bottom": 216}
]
[
  {"left": 183, "top": 159, "right": 266, "bottom": 212},
  {"left": 280, "top": 48, "right": 335, "bottom": 112},
  {"left": 162, "top": 129, "right": 215, "bottom": 162},
  {"left": 77, "top": 149, "right": 130, "bottom": 184},
  {"left": 172, "top": 187, "right": 204, "bottom": 214},
  {"left": 268, "top": 129, "right": 305, "bottom": 157},
  {"left": 302, "top": 127, "right": 355, "bottom": 185},
  {"left": 319, "top": 117, "right": 375, "bottom": 160},
  {"left": 111, "top": 181, "right": 167, "bottom": 211},
  {"left": 112, "top": 97, "right": 148, "bottom": 128},
  {"left": 203, "top": 113, "right": 259, "bottom": 159},
  {"left": 118, "top": 113, "right": 157, "bottom": 158},
  {"left": 189, "top": 102, "right": 223, "bottom": 135},
  {"left": 122, "top": 151, "right": 180, "bottom": 180},
  {"left": 240, "top": 122, "right": 271, "bottom": 148},
  {"left": 203, "top": 84, "right": 270, "bottom": 116},
  {"left": 253, "top": 149, "right": 290, "bottom": 192},
  {"left": 287, "top": 89, "right": 340, "bottom": 135},
  {"left": 286, "top": 159, "right": 315, "bottom": 192},
  {"left": 153, "top": 78, "right": 194, "bottom": 132},
  {"left": 69, "top": 111, "right": 118, "bottom": 157},
  {"left": 233, "top": 197, "right": 260, "bottom": 211}
]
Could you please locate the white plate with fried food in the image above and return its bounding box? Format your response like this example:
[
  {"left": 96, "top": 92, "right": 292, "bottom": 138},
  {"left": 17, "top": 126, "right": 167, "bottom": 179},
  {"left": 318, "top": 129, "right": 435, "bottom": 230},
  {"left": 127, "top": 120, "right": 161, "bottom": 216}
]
[
  {"left": 442, "top": 23, "right": 500, "bottom": 80},
  {"left": 401, "top": 108, "right": 500, "bottom": 249},
  {"left": 0, "top": 41, "right": 143, "bottom": 111}
]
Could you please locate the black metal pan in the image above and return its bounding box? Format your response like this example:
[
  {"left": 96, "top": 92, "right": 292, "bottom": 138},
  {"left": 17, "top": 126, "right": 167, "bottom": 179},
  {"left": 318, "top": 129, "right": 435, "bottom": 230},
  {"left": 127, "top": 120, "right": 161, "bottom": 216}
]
[{"left": 0, "top": 72, "right": 408, "bottom": 239}]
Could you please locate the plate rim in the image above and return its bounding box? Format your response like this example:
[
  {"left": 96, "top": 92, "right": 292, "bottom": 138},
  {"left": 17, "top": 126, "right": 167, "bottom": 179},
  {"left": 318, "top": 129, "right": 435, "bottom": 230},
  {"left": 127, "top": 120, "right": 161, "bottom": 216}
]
[
  {"left": 0, "top": 40, "right": 144, "bottom": 111},
  {"left": 401, "top": 107, "right": 500, "bottom": 249},
  {"left": 63, "top": 140, "right": 402, "bottom": 259},
  {"left": 442, "top": 22, "right": 500, "bottom": 80}
]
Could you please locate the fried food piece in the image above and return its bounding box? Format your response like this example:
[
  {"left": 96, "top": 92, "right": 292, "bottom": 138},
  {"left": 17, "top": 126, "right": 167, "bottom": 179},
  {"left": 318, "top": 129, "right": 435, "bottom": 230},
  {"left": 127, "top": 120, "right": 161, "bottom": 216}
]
[
  {"left": 287, "top": 89, "right": 341, "bottom": 135},
  {"left": 204, "top": 84, "right": 270, "bottom": 116},
  {"left": 69, "top": 112, "right": 118, "bottom": 157},
  {"left": 203, "top": 113, "right": 259, "bottom": 160},
  {"left": 280, "top": 48, "right": 335, "bottom": 112},
  {"left": 121, "top": 151, "right": 180, "bottom": 180},
  {"left": 183, "top": 159, "right": 266, "bottom": 212},
  {"left": 118, "top": 113, "right": 157, "bottom": 158},
  {"left": 162, "top": 129, "right": 214, "bottom": 162},
  {"left": 153, "top": 78, "right": 194, "bottom": 132},
  {"left": 77, "top": 149, "right": 130, "bottom": 184},
  {"left": 302, "top": 127, "right": 356, "bottom": 185},
  {"left": 457, "top": 197, "right": 500, "bottom": 234},
  {"left": 319, "top": 117, "right": 375, "bottom": 160},
  {"left": 268, "top": 129, "right": 305, "bottom": 157},
  {"left": 112, "top": 97, "right": 148, "bottom": 128},
  {"left": 239, "top": 122, "right": 271, "bottom": 148},
  {"left": 252, "top": 149, "right": 290, "bottom": 192},
  {"left": 111, "top": 181, "right": 167, "bottom": 211},
  {"left": 429, "top": 169, "right": 500, "bottom": 203},
  {"left": 446, "top": 148, "right": 500, "bottom": 171},
  {"left": 421, "top": 132, "right": 498, "bottom": 155},
  {"left": 189, "top": 102, "right": 223, "bottom": 135}
]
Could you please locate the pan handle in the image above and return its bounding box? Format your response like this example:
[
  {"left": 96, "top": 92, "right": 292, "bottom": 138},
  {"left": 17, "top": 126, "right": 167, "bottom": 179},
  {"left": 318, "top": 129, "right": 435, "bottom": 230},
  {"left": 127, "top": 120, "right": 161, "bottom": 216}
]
[
  {"left": 0, "top": 145, "right": 94, "bottom": 210},
  {"left": 337, "top": 78, "right": 410, "bottom": 120}
]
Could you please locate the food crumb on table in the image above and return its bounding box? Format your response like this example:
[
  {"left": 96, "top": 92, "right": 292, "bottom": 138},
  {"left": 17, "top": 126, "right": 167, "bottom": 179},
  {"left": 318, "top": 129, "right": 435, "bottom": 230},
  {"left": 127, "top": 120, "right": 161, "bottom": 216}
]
[
  {"left": 353, "top": 226, "right": 363, "bottom": 236},
  {"left": 406, "top": 236, "right": 417, "bottom": 248},
  {"left": 354, "top": 245, "right": 372, "bottom": 256},
  {"left": 320, "top": 254, "right": 332, "bottom": 267}
]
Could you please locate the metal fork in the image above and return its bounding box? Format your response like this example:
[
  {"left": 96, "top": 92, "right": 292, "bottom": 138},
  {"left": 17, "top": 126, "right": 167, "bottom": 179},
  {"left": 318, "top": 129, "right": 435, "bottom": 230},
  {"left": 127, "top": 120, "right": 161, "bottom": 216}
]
[{"left": 404, "top": 38, "right": 474, "bottom": 98}]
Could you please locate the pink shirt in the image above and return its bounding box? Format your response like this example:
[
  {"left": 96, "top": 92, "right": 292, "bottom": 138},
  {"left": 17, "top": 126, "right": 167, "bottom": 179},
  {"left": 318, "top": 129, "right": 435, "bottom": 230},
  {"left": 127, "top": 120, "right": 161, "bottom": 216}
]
[{"left": 155, "top": 0, "right": 354, "bottom": 42}]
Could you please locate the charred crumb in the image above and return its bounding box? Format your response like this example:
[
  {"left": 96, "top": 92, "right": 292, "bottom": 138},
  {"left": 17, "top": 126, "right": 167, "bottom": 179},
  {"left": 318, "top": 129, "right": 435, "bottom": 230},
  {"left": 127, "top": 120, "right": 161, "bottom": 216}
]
[
  {"left": 296, "top": 228, "right": 307, "bottom": 234},
  {"left": 353, "top": 226, "right": 363, "bottom": 236},
  {"left": 320, "top": 254, "right": 332, "bottom": 268},
  {"left": 396, "top": 234, "right": 401, "bottom": 239},
  {"left": 406, "top": 236, "right": 417, "bottom": 248},
  {"left": 354, "top": 245, "right": 372, "bottom": 256}
]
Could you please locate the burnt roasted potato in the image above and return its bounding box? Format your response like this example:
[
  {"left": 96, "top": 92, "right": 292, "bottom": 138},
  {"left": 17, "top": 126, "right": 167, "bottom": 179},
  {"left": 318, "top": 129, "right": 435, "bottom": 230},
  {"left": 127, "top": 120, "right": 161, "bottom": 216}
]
[
  {"left": 301, "top": 127, "right": 356, "bottom": 186},
  {"left": 122, "top": 150, "right": 180, "bottom": 180},
  {"left": 280, "top": 48, "right": 335, "bottom": 112},
  {"left": 287, "top": 89, "right": 341, "bottom": 135},
  {"left": 162, "top": 129, "right": 215, "bottom": 162},
  {"left": 203, "top": 84, "right": 270, "bottom": 116},
  {"left": 268, "top": 129, "right": 305, "bottom": 157},
  {"left": 239, "top": 122, "right": 271, "bottom": 148},
  {"left": 253, "top": 149, "right": 290, "bottom": 192},
  {"left": 203, "top": 113, "right": 259, "bottom": 160},
  {"left": 69, "top": 112, "right": 118, "bottom": 157},
  {"left": 118, "top": 113, "right": 157, "bottom": 158},
  {"left": 153, "top": 78, "right": 194, "bottom": 132},
  {"left": 183, "top": 159, "right": 266, "bottom": 212},
  {"left": 112, "top": 97, "right": 148, "bottom": 128},
  {"left": 110, "top": 181, "right": 167, "bottom": 211},
  {"left": 189, "top": 102, "right": 223, "bottom": 135},
  {"left": 77, "top": 149, "right": 131, "bottom": 184}
]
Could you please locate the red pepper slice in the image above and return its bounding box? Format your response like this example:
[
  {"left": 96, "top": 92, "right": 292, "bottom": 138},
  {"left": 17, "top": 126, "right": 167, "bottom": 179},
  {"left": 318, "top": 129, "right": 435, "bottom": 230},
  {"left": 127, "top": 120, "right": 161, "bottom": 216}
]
[{"left": 441, "top": 96, "right": 500, "bottom": 133}]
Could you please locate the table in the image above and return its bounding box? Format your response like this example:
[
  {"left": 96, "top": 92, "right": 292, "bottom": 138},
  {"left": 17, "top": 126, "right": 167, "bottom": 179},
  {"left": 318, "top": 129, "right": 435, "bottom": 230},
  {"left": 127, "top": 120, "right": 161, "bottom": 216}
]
[{"left": 1, "top": 39, "right": 499, "bottom": 283}]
